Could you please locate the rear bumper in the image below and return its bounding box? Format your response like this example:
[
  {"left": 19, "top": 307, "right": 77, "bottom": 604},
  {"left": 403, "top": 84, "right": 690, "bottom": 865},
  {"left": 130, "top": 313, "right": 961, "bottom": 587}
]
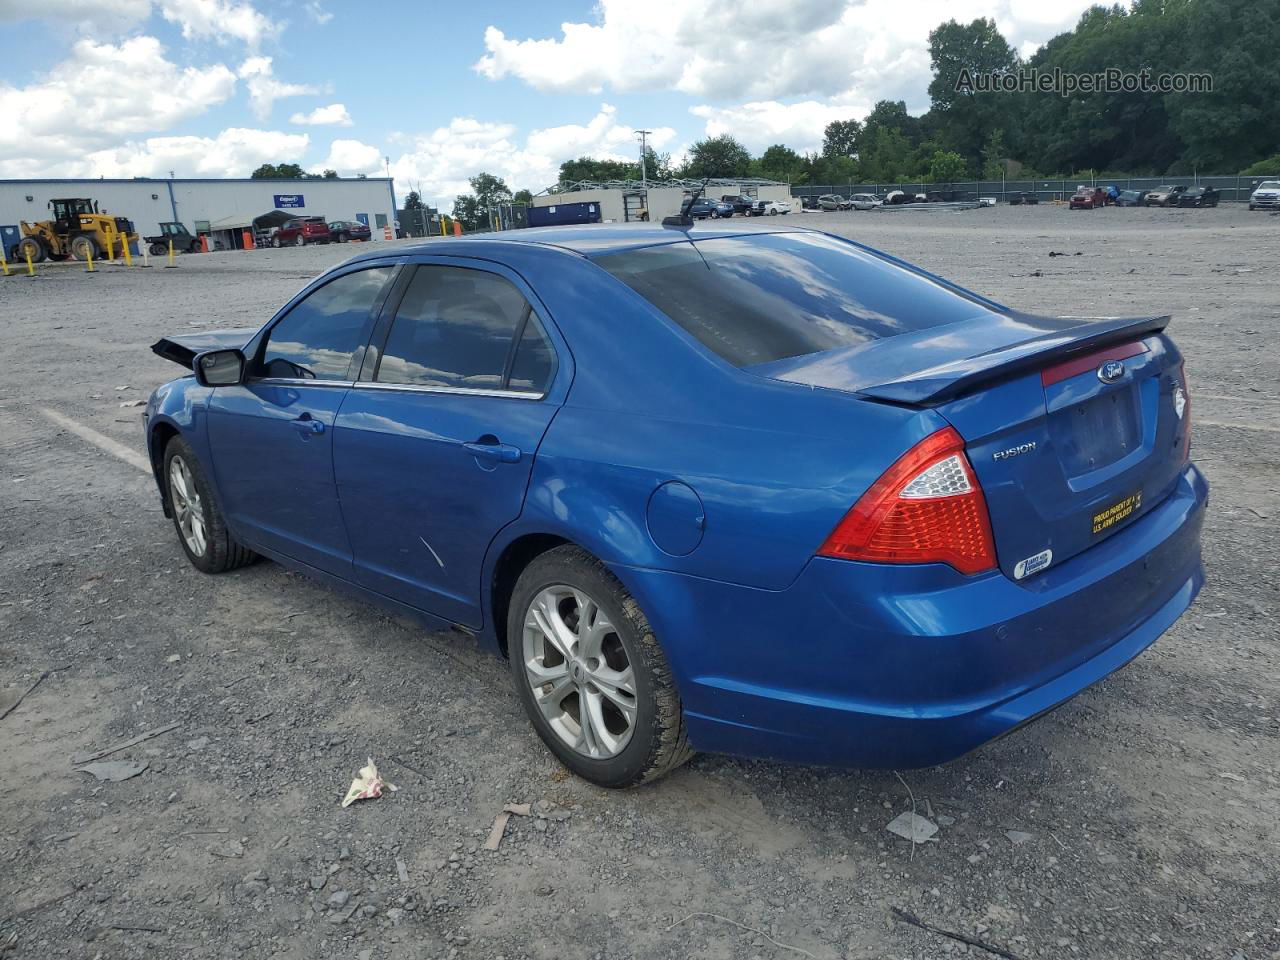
[{"left": 612, "top": 464, "right": 1207, "bottom": 769}]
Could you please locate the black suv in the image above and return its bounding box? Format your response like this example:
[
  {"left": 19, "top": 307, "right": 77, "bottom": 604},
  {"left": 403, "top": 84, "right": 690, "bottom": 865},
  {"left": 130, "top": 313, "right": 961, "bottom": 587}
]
[{"left": 720, "top": 195, "right": 765, "bottom": 216}]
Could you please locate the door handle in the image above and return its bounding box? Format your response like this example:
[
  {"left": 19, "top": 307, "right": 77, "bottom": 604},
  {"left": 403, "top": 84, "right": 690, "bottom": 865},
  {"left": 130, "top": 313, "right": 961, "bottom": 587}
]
[
  {"left": 462, "top": 439, "right": 522, "bottom": 463},
  {"left": 293, "top": 413, "right": 325, "bottom": 436}
]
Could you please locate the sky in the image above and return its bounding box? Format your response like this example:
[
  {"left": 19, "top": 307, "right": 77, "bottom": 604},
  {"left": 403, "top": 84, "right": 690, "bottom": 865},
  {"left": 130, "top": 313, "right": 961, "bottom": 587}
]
[{"left": 0, "top": 0, "right": 1100, "bottom": 208}]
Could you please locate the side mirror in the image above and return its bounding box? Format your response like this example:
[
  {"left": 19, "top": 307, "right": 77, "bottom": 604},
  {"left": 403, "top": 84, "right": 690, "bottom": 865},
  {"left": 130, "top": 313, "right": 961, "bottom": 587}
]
[{"left": 194, "top": 349, "right": 245, "bottom": 387}]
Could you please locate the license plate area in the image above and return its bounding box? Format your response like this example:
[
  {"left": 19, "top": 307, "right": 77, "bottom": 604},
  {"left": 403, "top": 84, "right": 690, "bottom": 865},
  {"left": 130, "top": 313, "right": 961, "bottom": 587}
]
[
  {"left": 1092, "top": 490, "right": 1143, "bottom": 536},
  {"left": 1050, "top": 386, "right": 1140, "bottom": 477}
]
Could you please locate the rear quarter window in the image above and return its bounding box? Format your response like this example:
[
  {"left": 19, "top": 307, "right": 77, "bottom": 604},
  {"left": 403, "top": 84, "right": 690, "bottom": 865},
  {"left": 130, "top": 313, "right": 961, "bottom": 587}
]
[{"left": 596, "top": 233, "right": 989, "bottom": 368}]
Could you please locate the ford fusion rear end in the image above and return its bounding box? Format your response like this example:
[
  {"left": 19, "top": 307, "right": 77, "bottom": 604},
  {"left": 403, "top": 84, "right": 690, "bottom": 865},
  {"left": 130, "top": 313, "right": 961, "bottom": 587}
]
[{"left": 592, "top": 230, "right": 1206, "bottom": 769}]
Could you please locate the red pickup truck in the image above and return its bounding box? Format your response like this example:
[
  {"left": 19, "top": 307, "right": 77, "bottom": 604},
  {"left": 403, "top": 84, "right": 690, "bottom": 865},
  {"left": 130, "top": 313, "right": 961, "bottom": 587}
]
[{"left": 272, "top": 217, "right": 331, "bottom": 246}]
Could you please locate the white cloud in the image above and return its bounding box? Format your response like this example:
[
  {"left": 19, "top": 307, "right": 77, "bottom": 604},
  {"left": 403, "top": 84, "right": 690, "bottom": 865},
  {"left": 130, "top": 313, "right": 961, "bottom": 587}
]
[
  {"left": 477, "top": 0, "right": 1099, "bottom": 110},
  {"left": 157, "top": 0, "right": 278, "bottom": 47},
  {"left": 322, "top": 138, "right": 382, "bottom": 175},
  {"left": 290, "top": 103, "right": 354, "bottom": 126},
  {"left": 239, "top": 56, "right": 319, "bottom": 121},
  {"left": 71, "top": 128, "right": 311, "bottom": 178},
  {"left": 389, "top": 105, "right": 671, "bottom": 210},
  {"left": 0, "top": 36, "right": 237, "bottom": 174},
  {"left": 0, "top": 0, "right": 151, "bottom": 32},
  {"left": 304, "top": 1, "right": 332, "bottom": 24}
]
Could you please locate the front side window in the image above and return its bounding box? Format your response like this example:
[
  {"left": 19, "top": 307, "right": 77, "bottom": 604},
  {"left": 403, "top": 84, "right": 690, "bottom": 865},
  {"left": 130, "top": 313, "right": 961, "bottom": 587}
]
[
  {"left": 376, "top": 265, "right": 554, "bottom": 393},
  {"left": 259, "top": 267, "right": 393, "bottom": 380},
  {"left": 597, "top": 233, "right": 989, "bottom": 368}
]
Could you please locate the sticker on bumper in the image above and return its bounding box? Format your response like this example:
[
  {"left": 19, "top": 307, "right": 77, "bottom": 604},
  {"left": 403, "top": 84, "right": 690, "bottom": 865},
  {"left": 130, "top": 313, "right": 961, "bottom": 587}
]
[
  {"left": 1092, "top": 491, "right": 1143, "bottom": 535},
  {"left": 1014, "top": 548, "right": 1053, "bottom": 580}
]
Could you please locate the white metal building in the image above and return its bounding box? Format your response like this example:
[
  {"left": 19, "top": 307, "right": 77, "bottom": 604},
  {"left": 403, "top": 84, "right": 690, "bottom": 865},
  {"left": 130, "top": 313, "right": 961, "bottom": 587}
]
[
  {"left": 529, "top": 178, "right": 793, "bottom": 223},
  {"left": 0, "top": 177, "right": 397, "bottom": 252}
]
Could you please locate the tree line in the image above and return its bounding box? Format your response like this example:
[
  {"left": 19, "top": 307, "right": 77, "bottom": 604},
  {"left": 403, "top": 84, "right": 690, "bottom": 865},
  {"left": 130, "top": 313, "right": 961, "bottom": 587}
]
[{"left": 441, "top": 0, "right": 1277, "bottom": 229}]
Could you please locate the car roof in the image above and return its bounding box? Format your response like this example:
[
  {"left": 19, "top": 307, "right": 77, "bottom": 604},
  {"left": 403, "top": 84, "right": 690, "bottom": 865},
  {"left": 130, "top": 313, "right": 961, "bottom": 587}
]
[{"left": 346, "top": 221, "right": 807, "bottom": 260}]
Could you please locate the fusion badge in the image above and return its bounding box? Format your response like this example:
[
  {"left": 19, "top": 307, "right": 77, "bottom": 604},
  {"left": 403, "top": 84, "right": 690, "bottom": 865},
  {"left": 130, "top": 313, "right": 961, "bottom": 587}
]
[{"left": 994, "top": 441, "right": 1037, "bottom": 461}]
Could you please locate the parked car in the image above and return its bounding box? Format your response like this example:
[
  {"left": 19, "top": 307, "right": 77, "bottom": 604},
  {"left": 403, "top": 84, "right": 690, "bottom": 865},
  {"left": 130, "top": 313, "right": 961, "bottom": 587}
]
[
  {"left": 273, "top": 217, "right": 331, "bottom": 246},
  {"left": 849, "top": 194, "right": 882, "bottom": 210},
  {"left": 1069, "top": 187, "right": 1107, "bottom": 210},
  {"left": 1248, "top": 180, "right": 1280, "bottom": 210},
  {"left": 760, "top": 200, "right": 792, "bottom": 215},
  {"left": 1115, "top": 190, "right": 1148, "bottom": 207},
  {"left": 686, "top": 198, "right": 734, "bottom": 219},
  {"left": 1174, "top": 186, "right": 1219, "bottom": 208},
  {"left": 145, "top": 222, "right": 1205, "bottom": 788},
  {"left": 817, "top": 194, "right": 851, "bottom": 211},
  {"left": 721, "top": 195, "right": 765, "bottom": 216},
  {"left": 1144, "top": 185, "right": 1186, "bottom": 207},
  {"left": 329, "top": 219, "right": 372, "bottom": 242},
  {"left": 1007, "top": 192, "right": 1039, "bottom": 205},
  {"left": 800, "top": 196, "right": 821, "bottom": 211}
]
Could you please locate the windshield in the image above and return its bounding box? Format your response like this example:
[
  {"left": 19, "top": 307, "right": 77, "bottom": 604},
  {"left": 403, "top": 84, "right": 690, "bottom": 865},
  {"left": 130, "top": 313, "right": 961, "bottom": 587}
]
[
  {"left": 596, "top": 233, "right": 989, "bottom": 368},
  {"left": 1259, "top": 182, "right": 1280, "bottom": 190}
]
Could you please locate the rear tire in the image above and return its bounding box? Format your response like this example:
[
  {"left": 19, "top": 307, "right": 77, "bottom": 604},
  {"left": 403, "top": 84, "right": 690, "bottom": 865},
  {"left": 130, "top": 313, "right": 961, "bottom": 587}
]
[
  {"left": 296, "top": 234, "right": 305, "bottom": 247},
  {"left": 69, "top": 234, "right": 100, "bottom": 262},
  {"left": 163, "top": 436, "right": 256, "bottom": 574},
  {"left": 508, "top": 545, "right": 693, "bottom": 788},
  {"left": 272, "top": 236, "right": 281, "bottom": 248}
]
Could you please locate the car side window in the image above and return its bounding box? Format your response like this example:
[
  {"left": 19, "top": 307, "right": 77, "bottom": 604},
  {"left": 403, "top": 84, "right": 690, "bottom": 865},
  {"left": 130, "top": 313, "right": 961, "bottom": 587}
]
[
  {"left": 259, "top": 266, "right": 394, "bottom": 381},
  {"left": 376, "top": 265, "right": 552, "bottom": 393}
]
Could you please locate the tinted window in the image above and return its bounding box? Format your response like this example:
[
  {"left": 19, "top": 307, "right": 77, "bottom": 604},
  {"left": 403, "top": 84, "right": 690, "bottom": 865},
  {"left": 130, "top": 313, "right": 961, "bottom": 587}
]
[
  {"left": 377, "top": 266, "right": 531, "bottom": 390},
  {"left": 508, "top": 316, "right": 555, "bottom": 392},
  {"left": 596, "top": 233, "right": 988, "bottom": 368},
  {"left": 260, "top": 267, "right": 392, "bottom": 380}
]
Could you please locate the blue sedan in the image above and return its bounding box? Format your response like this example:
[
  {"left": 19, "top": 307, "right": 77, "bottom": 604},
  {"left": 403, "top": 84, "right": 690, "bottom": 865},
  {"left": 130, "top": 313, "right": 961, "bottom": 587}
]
[{"left": 145, "top": 223, "right": 1206, "bottom": 788}]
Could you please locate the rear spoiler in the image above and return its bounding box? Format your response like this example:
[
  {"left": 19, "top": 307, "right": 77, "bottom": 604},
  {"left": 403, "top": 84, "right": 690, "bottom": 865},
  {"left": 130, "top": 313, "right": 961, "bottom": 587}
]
[
  {"left": 151, "top": 328, "right": 256, "bottom": 369},
  {"left": 855, "top": 313, "right": 1171, "bottom": 406}
]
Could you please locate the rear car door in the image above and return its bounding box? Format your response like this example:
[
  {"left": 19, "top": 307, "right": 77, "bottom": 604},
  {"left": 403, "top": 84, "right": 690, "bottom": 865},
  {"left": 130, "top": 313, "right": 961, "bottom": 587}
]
[
  {"left": 333, "top": 261, "right": 563, "bottom": 627},
  {"left": 206, "top": 264, "right": 397, "bottom": 575}
]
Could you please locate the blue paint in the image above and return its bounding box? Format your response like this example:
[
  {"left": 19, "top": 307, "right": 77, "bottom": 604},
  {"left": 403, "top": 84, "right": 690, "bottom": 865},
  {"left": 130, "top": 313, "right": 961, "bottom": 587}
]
[{"left": 144, "top": 224, "right": 1207, "bottom": 771}]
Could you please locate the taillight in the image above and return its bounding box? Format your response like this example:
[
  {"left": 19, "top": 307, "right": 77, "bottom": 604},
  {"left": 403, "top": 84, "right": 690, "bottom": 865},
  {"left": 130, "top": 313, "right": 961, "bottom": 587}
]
[{"left": 817, "top": 426, "right": 997, "bottom": 575}]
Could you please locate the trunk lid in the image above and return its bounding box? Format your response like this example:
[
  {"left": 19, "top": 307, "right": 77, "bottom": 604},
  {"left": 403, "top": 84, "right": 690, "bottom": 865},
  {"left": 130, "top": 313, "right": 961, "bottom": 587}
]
[
  {"left": 151, "top": 328, "right": 256, "bottom": 369},
  {"left": 752, "top": 312, "right": 1190, "bottom": 580}
]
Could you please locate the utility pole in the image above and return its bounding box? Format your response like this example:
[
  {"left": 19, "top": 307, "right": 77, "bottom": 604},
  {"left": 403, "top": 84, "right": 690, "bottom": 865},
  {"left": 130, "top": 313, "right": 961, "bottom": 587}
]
[{"left": 635, "top": 129, "right": 652, "bottom": 187}]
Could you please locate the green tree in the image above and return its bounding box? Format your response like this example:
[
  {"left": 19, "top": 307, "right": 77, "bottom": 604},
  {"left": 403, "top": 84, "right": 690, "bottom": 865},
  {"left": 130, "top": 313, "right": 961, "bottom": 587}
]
[
  {"left": 927, "top": 149, "right": 969, "bottom": 183},
  {"left": 251, "top": 162, "right": 307, "bottom": 179},
  {"left": 822, "top": 119, "right": 862, "bottom": 158},
  {"left": 1240, "top": 155, "right": 1280, "bottom": 176},
  {"left": 321, "top": 169, "right": 338, "bottom": 179},
  {"left": 559, "top": 156, "right": 636, "bottom": 184},
  {"left": 753, "top": 144, "right": 805, "bottom": 182},
  {"left": 452, "top": 172, "right": 512, "bottom": 231},
  {"left": 981, "top": 128, "right": 1008, "bottom": 179},
  {"left": 403, "top": 191, "right": 425, "bottom": 211},
  {"left": 512, "top": 189, "right": 534, "bottom": 204},
  {"left": 680, "top": 135, "right": 752, "bottom": 178},
  {"left": 927, "top": 18, "right": 1019, "bottom": 168}
]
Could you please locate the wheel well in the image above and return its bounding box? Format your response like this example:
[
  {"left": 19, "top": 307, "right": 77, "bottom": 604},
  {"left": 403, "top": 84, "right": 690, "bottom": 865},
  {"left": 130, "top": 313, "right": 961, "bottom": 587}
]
[
  {"left": 149, "top": 422, "right": 178, "bottom": 480},
  {"left": 490, "top": 533, "right": 570, "bottom": 658}
]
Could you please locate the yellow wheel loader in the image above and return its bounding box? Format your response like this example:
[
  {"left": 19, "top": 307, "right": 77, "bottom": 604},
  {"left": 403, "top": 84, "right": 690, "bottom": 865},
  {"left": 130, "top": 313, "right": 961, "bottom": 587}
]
[{"left": 16, "top": 198, "right": 139, "bottom": 263}]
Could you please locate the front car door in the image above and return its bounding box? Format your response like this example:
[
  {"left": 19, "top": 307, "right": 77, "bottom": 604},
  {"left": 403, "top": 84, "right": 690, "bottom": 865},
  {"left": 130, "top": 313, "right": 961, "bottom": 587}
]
[
  {"left": 333, "top": 260, "right": 564, "bottom": 627},
  {"left": 206, "top": 264, "right": 397, "bottom": 575}
]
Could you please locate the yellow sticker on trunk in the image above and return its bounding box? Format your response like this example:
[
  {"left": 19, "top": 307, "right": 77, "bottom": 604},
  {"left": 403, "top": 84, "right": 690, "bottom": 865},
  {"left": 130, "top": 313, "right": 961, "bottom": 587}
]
[{"left": 1092, "top": 491, "right": 1143, "bottom": 535}]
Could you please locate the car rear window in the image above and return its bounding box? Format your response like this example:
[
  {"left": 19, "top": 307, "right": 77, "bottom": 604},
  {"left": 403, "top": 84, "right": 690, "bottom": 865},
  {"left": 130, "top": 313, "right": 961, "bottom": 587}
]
[{"left": 595, "top": 233, "right": 988, "bottom": 368}]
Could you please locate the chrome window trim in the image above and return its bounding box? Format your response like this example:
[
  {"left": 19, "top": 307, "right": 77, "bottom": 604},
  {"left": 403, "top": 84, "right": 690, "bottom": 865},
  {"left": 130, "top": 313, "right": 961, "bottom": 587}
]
[
  {"left": 352, "top": 381, "right": 544, "bottom": 401},
  {"left": 248, "top": 377, "right": 355, "bottom": 388}
]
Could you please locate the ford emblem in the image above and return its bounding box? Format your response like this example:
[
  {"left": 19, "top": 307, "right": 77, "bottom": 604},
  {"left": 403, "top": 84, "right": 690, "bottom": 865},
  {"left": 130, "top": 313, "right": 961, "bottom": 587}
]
[{"left": 1097, "top": 360, "right": 1125, "bottom": 383}]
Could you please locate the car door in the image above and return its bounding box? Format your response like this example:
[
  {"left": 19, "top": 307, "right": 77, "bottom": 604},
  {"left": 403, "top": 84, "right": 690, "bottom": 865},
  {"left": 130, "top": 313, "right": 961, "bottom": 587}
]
[
  {"left": 333, "top": 261, "right": 564, "bottom": 628},
  {"left": 206, "top": 264, "right": 397, "bottom": 576}
]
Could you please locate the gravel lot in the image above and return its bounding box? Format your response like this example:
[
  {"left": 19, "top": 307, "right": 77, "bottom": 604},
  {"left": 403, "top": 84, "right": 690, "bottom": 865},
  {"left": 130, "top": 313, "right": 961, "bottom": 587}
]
[{"left": 2, "top": 204, "right": 1277, "bottom": 960}]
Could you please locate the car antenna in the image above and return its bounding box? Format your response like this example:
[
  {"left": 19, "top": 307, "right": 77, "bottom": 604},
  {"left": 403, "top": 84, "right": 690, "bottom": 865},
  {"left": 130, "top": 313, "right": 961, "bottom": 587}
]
[{"left": 663, "top": 178, "right": 710, "bottom": 228}]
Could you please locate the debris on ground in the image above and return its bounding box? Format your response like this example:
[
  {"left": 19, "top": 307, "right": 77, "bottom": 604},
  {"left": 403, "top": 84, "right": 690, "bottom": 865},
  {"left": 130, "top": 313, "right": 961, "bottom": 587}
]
[
  {"left": 1006, "top": 830, "right": 1034, "bottom": 845},
  {"left": 891, "top": 907, "right": 1022, "bottom": 959},
  {"left": 483, "top": 802, "right": 533, "bottom": 851},
  {"left": 76, "top": 760, "right": 148, "bottom": 782},
  {"left": 71, "top": 721, "right": 181, "bottom": 765},
  {"left": 341, "top": 758, "right": 397, "bottom": 808},
  {"left": 0, "top": 671, "right": 48, "bottom": 722},
  {"left": 886, "top": 811, "right": 939, "bottom": 843}
]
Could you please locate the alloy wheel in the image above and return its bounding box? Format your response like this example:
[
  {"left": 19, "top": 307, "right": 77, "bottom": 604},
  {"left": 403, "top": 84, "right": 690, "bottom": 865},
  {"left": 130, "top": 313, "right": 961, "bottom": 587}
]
[
  {"left": 169, "top": 455, "right": 207, "bottom": 557},
  {"left": 521, "top": 585, "right": 637, "bottom": 759}
]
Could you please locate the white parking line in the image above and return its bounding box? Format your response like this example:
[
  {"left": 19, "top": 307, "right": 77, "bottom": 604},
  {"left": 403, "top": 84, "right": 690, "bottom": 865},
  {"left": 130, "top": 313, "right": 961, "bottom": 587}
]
[
  {"left": 1195, "top": 418, "right": 1280, "bottom": 434},
  {"left": 38, "top": 407, "right": 152, "bottom": 474}
]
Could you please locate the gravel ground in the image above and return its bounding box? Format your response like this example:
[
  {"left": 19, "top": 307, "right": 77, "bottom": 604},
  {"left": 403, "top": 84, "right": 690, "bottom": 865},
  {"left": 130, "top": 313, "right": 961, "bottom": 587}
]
[{"left": 1, "top": 204, "right": 1277, "bottom": 960}]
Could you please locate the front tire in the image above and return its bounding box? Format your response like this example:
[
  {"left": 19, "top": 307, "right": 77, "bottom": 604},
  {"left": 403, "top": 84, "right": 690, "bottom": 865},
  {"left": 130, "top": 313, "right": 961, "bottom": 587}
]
[
  {"left": 509, "top": 546, "right": 692, "bottom": 788},
  {"left": 295, "top": 234, "right": 306, "bottom": 247},
  {"left": 163, "top": 436, "right": 256, "bottom": 574},
  {"left": 69, "top": 235, "right": 101, "bottom": 261}
]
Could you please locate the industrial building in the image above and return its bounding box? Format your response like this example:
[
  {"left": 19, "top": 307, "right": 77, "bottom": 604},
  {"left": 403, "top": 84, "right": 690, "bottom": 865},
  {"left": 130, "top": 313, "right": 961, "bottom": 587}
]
[
  {"left": 0, "top": 176, "right": 397, "bottom": 256},
  {"left": 527, "top": 178, "right": 793, "bottom": 224}
]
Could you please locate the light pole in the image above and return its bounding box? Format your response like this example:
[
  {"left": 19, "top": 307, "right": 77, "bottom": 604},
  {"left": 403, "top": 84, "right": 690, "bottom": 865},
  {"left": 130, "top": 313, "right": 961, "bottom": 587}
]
[{"left": 635, "top": 129, "right": 652, "bottom": 187}]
